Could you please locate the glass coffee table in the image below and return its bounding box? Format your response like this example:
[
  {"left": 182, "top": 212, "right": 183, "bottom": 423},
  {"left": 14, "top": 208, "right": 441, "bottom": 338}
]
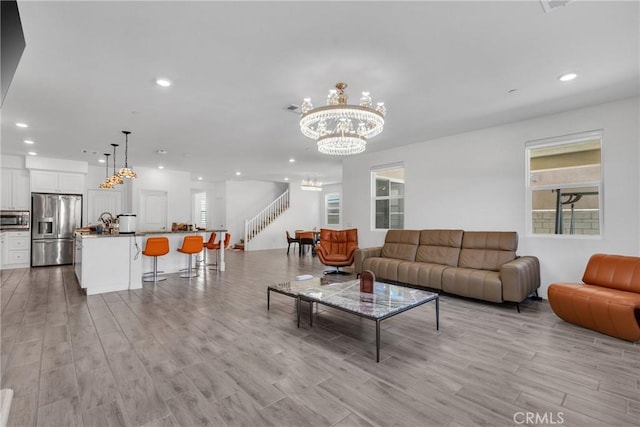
[{"left": 267, "top": 279, "right": 439, "bottom": 362}]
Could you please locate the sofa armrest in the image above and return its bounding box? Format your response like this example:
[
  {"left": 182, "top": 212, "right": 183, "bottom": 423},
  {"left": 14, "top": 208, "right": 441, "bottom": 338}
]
[
  {"left": 500, "top": 256, "right": 541, "bottom": 303},
  {"left": 354, "top": 247, "right": 382, "bottom": 274}
]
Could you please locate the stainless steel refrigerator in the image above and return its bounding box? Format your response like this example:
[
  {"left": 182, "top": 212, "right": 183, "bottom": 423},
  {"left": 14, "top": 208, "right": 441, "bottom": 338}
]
[{"left": 32, "top": 193, "right": 82, "bottom": 266}]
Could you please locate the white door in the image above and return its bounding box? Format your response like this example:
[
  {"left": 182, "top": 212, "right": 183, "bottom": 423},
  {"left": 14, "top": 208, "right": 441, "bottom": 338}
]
[
  {"left": 88, "top": 189, "right": 122, "bottom": 224},
  {"left": 138, "top": 190, "right": 168, "bottom": 231}
]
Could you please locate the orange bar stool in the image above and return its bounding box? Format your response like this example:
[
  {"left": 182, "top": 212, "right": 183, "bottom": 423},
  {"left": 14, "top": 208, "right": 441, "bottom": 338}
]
[
  {"left": 142, "top": 237, "right": 170, "bottom": 282},
  {"left": 177, "top": 235, "right": 203, "bottom": 278},
  {"left": 200, "top": 232, "right": 217, "bottom": 268},
  {"left": 208, "top": 233, "right": 231, "bottom": 270}
]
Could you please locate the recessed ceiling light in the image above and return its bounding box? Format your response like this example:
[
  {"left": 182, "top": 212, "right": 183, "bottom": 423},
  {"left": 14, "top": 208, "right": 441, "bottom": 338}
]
[
  {"left": 24, "top": 139, "right": 34, "bottom": 144},
  {"left": 157, "top": 149, "right": 168, "bottom": 154},
  {"left": 198, "top": 177, "right": 203, "bottom": 181},
  {"left": 558, "top": 72, "right": 577, "bottom": 82},
  {"left": 98, "top": 159, "right": 105, "bottom": 163},
  {"left": 289, "top": 158, "right": 295, "bottom": 163},
  {"left": 235, "top": 171, "right": 241, "bottom": 176},
  {"left": 158, "top": 165, "right": 164, "bottom": 169},
  {"left": 27, "top": 151, "right": 37, "bottom": 156},
  {"left": 16, "top": 122, "right": 28, "bottom": 128},
  {"left": 284, "top": 177, "right": 289, "bottom": 181},
  {"left": 156, "top": 78, "right": 172, "bottom": 87}
]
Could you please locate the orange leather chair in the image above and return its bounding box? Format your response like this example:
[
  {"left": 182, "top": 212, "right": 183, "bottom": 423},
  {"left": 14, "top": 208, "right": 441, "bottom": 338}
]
[
  {"left": 142, "top": 237, "right": 170, "bottom": 282},
  {"left": 177, "top": 235, "right": 203, "bottom": 278},
  {"left": 315, "top": 228, "right": 358, "bottom": 275},
  {"left": 548, "top": 254, "right": 640, "bottom": 341}
]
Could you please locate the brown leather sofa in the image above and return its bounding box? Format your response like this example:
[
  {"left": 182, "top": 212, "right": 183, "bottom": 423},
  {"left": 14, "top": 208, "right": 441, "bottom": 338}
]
[
  {"left": 548, "top": 254, "right": 640, "bottom": 341},
  {"left": 355, "top": 229, "right": 540, "bottom": 309}
]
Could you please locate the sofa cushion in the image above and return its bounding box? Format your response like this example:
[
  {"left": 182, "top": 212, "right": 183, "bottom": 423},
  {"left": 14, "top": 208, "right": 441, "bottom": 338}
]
[
  {"left": 458, "top": 231, "right": 517, "bottom": 271},
  {"left": 582, "top": 254, "right": 640, "bottom": 293},
  {"left": 381, "top": 230, "right": 420, "bottom": 261},
  {"left": 442, "top": 267, "right": 503, "bottom": 303},
  {"left": 362, "top": 257, "right": 404, "bottom": 282},
  {"left": 415, "top": 229, "right": 463, "bottom": 266},
  {"left": 398, "top": 261, "right": 448, "bottom": 290}
]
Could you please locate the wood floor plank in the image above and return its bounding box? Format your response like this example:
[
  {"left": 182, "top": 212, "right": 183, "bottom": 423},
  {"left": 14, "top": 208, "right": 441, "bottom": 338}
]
[
  {"left": 38, "top": 363, "right": 78, "bottom": 407},
  {"left": 118, "top": 375, "right": 170, "bottom": 427},
  {"left": 165, "top": 389, "right": 228, "bottom": 427},
  {"left": 36, "top": 396, "right": 83, "bottom": 427}
]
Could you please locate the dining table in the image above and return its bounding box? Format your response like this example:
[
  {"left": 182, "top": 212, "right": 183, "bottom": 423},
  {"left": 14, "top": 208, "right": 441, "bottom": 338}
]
[{"left": 295, "top": 230, "right": 320, "bottom": 256}]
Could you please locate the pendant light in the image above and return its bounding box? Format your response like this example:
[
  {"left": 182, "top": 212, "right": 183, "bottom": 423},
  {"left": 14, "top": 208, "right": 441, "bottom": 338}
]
[
  {"left": 108, "top": 143, "right": 124, "bottom": 185},
  {"left": 99, "top": 153, "right": 114, "bottom": 188},
  {"left": 117, "top": 130, "right": 137, "bottom": 179}
]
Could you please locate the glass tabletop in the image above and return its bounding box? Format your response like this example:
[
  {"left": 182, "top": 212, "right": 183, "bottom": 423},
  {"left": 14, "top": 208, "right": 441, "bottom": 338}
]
[
  {"left": 295, "top": 280, "right": 438, "bottom": 319},
  {"left": 268, "top": 277, "right": 342, "bottom": 297}
]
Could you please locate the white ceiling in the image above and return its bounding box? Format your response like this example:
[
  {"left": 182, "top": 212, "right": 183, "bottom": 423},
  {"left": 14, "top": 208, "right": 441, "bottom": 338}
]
[{"left": 1, "top": 1, "right": 638, "bottom": 185}]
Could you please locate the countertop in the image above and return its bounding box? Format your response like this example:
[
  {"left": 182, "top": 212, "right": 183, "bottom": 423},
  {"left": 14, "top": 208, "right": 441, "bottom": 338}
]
[{"left": 76, "top": 229, "right": 225, "bottom": 238}]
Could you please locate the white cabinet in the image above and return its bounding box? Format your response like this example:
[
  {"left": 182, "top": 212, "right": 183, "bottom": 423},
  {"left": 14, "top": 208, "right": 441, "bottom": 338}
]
[
  {"left": 1, "top": 169, "right": 30, "bottom": 210},
  {"left": 1, "top": 231, "right": 30, "bottom": 269},
  {"left": 31, "top": 171, "right": 84, "bottom": 194},
  {"left": 74, "top": 234, "right": 141, "bottom": 295}
]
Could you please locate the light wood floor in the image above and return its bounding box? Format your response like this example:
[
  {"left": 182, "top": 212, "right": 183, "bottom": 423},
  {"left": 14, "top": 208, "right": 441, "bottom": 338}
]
[{"left": 1, "top": 249, "right": 638, "bottom": 426}]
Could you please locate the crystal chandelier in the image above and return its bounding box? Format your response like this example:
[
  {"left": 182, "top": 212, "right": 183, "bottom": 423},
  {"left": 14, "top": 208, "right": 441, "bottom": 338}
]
[
  {"left": 108, "top": 143, "right": 124, "bottom": 185},
  {"left": 301, "top": 177, "right": 323, "bottom": 191},
  {"left": 299, "top": 82, "right": 386, "bottom": 155},
  {"left": 117, "top": 130, "right": 137, "bottom": 179},
  {"left": 99, "top": 153, "right": 114, "bottom": 189}
]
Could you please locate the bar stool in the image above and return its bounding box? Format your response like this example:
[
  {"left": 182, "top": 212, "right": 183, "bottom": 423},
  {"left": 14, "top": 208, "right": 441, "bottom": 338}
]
[
  {"left": 200, "top": 232, "right": 217, "bottom": 267},
  {"left": 177, "top": 235, "right": 203, "bottom": 278},
  {"left": 142, "top": 237, "right": 170, "bottom": 282},
  {"left": 208, "top": 233, "right": 231, "bottom": 270}
]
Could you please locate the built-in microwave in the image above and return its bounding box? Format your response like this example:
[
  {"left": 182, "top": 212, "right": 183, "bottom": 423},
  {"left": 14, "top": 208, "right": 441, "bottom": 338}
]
[{"left": 0, "top": 210, "right": 30, "bottom": 230}]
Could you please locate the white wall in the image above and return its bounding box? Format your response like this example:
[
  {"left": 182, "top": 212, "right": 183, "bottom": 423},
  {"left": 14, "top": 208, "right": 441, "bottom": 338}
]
[
  {"left": 343, "top": 97, "right": 640, "bottom": 297},
  {"left": 246, "top": 184, "right": 321, "bottom": 251}
]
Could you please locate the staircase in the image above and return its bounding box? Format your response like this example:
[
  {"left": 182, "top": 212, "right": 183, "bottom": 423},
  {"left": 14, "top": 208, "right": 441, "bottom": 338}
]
[{"left": 243, "top": 189, "right": 290, "bottom": 250}]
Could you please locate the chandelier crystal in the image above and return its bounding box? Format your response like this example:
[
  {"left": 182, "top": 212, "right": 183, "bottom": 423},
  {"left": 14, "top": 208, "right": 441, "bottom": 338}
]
[
  {"left": 301, "top": 177, "right": 323, "bottom": 191},
  {"left": 300, "top": 82, "right": 386, "bottom": 155},
  {"left": 117, "top": 130, "right": 137, "bottom": 179}
]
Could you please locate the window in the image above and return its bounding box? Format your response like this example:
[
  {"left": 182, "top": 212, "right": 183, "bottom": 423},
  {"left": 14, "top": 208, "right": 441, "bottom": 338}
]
[
  {"left": 193, "top": 191, "right": 207, "bottom": 228},
  {"left": 325, "top": 193, "right": 340, "bottom": 226},
  {"left": 372, "top": 165, "right": 405, "bottom": 230},
  {"left": 526, "top": 130, "right": 602, "bottom": 236}
]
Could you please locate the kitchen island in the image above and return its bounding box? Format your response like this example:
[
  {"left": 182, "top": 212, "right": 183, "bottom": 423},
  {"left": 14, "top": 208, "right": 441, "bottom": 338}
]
[
  {"left": 74, "top": 229, "right": 227, "bottom": 295},
  {"left": 74, "top": 232, "right": 142, "bottom": 295}
]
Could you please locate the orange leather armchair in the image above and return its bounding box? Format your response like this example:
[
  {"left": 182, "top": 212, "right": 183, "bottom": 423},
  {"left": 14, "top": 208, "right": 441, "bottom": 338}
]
[
  {"left": 315, "top": 228, "right": 358, "bottom": 275},
  {"left": 548, "top": 254, "right": 640, "bottom": 342}
]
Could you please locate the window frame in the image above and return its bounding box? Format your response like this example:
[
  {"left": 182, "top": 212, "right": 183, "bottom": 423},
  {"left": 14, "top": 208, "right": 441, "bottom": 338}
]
[
  {"left": 325, "top": 192, "right": 341, "bottom": 227},
  {"left": 525, "top": 130, "right": 604, "bottom": 238},
  {"left": 371, "top": 163, "right": 405, "bottom": 231}
]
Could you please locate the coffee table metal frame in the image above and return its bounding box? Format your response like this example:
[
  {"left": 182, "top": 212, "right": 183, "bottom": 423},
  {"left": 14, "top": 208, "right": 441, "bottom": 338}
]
[{"left": 267, "top": 279, "right": 439, "bottom": 363}]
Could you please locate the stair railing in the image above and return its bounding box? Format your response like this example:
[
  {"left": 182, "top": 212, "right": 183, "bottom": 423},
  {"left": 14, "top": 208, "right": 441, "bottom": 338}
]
[{"left": 243, "top": 189, "right": 290, "bottom": 250}]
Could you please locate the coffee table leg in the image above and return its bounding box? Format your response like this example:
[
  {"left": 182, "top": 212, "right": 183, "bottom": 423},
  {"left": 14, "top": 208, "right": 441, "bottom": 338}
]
[
  {"left": 436, "top": 296, "right": 440, "bottom": 330},
  {"left": 376, "top": 320, "right": 381, "bottom": 363},
  {"left": 296, "top": 297, "right": 301, "bottom": 328},
  {"left": 267, "top": 289, "right": 270, "bottom": 310},
  {"left": 309, "top": 301, "right": 313, "bottom": 327}
]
